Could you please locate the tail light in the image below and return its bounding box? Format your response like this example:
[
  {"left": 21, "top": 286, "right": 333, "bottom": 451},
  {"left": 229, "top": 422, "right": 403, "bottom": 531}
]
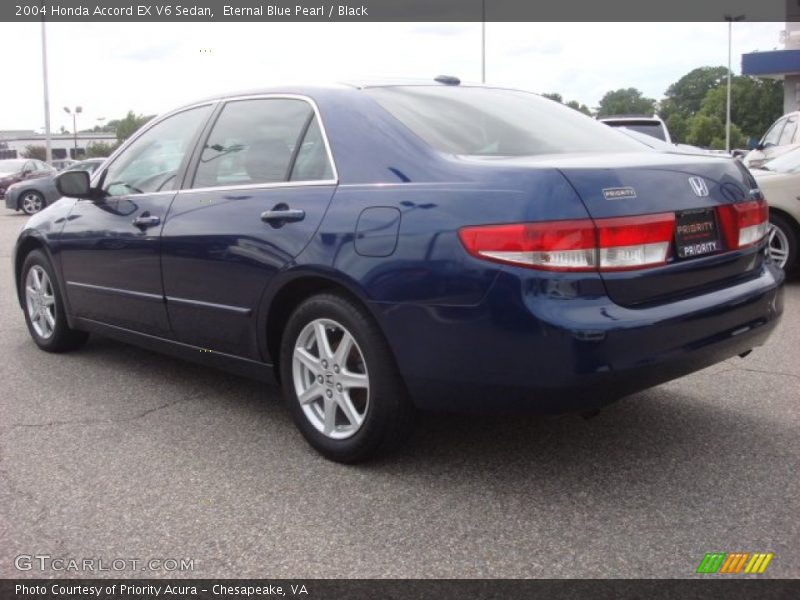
[
  {"left": 458, "top": 213, "right": 675, "bottom": 272},
  {"left": 717, "top": 199, "right": 769, "bottom": 250}
]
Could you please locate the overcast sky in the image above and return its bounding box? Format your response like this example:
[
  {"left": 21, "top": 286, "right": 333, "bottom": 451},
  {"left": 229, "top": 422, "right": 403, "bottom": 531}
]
[{"left": 0, "top": 21, "right": 785, "bottom": 132}]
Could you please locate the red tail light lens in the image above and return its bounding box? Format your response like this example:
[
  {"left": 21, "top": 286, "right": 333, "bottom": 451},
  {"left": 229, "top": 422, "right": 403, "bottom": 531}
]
[
  {"left": 458, "top": 213, "right": 675, "bottom": 272},
  {"left": 717, "top": 199, "right": 769, "bottom": 250}
]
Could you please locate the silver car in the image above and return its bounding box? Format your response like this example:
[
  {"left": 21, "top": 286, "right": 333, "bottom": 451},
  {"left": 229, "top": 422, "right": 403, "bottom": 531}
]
[{"left": 5, "top": 158, "right": 105, "bottom": 215}]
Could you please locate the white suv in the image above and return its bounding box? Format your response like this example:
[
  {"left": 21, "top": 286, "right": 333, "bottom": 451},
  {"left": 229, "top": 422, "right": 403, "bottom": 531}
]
[{"left": 743, "top": 111, "right": 800, "bottom": 169}]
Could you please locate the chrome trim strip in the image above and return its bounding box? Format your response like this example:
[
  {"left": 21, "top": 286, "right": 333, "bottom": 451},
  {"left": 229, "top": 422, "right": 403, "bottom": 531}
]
[
  {"left": 66, "top": 281, "right": 164, "bottom": 302},
  {"left": 166, "top": 296, "right": 252, "bottom": 316},
  {"left": 179, "top": 179, "right": 336, "bottom": 195}
]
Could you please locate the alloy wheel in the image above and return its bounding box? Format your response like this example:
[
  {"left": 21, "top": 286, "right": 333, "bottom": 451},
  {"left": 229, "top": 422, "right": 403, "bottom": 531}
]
[
  {"left": 292, "top": 318, "right": 370, "bottom": 440},
  {"left": 767, "top": 222, "right": 790, "bottom": 270},
  {"left": 25, "top": 265, "right": 56, "bottom": 339},
  {"left": 21, "top": 193, "right": 44, "bottom": 215}
]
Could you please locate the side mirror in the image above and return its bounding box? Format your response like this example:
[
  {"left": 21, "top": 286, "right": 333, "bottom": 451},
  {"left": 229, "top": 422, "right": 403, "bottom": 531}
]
[
  {"left": 56, "top": 170, "right": 95, "bottom": 199},
  {"left": 755, "top": 142, "right": 766, "bottom": 151}
]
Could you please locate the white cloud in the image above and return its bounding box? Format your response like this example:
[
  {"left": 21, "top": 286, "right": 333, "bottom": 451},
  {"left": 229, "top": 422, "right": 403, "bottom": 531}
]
[{"left": 0, "top": 21, "right": 784, "bottom": 131}]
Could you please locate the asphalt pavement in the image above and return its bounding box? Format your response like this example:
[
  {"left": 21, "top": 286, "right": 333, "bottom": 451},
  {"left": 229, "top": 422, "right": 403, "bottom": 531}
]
[{"left": 0, "top": 209, "right": 798, "bottom": 578}]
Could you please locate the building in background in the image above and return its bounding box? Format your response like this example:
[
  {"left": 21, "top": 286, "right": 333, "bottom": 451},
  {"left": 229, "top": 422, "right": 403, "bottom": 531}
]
[
  {"left": 742, "top": 8, "right": 800, "bottom": 114},
  {"left": 0, "top": 130, "right": 116, "bottom": 160}
]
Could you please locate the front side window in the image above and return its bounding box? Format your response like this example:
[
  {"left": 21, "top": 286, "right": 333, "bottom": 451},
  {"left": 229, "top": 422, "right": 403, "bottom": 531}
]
[
  {"left": 365, "top": 86, "right": 644, "bottom": 157},
  {"left": 102, "top": 105, "right": 212, "bottom": 197},
  {"left": 193, "top": 98, "right": 333, "bottom": 188}
]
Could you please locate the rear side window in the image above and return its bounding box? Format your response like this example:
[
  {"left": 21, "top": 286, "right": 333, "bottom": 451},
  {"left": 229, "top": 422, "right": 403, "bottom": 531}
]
[
  {"left": 365, "top": 86, "right": 643, "bottom": 157},
  {"left": 193, "top": 98, "right": 333, "bottom": 188}
]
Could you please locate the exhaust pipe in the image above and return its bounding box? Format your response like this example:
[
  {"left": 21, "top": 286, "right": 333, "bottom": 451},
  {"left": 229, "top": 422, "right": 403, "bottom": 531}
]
[{"left": 738, "top": 350, "right": 752, "bottom": 358}]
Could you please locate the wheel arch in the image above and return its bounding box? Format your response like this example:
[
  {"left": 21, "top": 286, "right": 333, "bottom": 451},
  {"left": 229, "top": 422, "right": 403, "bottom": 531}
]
[
  {"left": 259, "top": 270, "right": 389, "bottom": 381},
  {"left": 13, "top": 233, "right": 75, "bottom": 326},
  {"left": 769, "top": 206, "right": 800, "bottom": 233},
  {"left": 15, "top": 188, "right": 45, "bottom": 211}
]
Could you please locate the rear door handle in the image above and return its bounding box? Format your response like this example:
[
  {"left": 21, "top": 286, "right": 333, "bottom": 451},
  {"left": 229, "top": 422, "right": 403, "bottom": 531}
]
[
  {"left": 261, "top": 204, "right": 305, "bottom": 227},
  {"left": 132, "top": 214, "right": 161, "bottom": 228}
]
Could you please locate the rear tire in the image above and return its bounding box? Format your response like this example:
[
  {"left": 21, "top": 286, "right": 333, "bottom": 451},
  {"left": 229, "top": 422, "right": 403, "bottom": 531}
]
[
  {"left": 279, "top": 293, "right": 414, "bottom": 463},
  {"left": 768, "top": 212, "right": 798, "bottom": 273},
  {"left": 20, "top": 250, "right": 89, "bottom": 352}
]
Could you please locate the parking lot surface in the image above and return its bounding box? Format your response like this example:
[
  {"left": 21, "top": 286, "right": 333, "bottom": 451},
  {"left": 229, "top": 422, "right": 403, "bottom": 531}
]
[{"left": 0, "top": 209, "right": 798, "bottom": 578}]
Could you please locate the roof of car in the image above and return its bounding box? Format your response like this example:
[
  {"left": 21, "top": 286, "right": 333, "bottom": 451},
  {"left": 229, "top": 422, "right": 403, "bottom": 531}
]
[
  {"left": 181, "top": 79, "right": 503, "bottom": 107},
  {"left": 599, "top": 114, "right": 663, "bottom": 122}
]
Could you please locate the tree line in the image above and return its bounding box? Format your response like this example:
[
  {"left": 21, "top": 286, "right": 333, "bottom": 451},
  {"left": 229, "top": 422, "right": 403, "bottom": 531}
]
[
  {"left": 545, "top": 65, "right": 784, "bottom": 149},
  {"left": 23, "top": 111, "right": 155, "bottom": 160},
  {"left": 23, "top": 66, "right": 784, "bottom": 160}
]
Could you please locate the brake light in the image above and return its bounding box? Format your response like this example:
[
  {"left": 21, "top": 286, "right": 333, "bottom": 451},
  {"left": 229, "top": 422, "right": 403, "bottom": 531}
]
[
  {"left": 717, "top": 199, "right": 768, "bottom": 250},
  {"left": 458, "top": 213, "right": 675, "bottom": 272}
]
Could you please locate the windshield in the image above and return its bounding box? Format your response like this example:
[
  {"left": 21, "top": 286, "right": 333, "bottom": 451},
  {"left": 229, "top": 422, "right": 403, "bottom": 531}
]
[
  {"left": 364, "top": 86, "right": 644, "bottom": 157},
  {"left": 761, "top": 148, "right": 800, "bottom": 173},
  {"left": 0, "top": 159, "right": 26, "bottom": 175}
]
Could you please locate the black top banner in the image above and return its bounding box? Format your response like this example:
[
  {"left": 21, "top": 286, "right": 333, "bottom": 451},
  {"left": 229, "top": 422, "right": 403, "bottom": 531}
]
[{"left": 2, "top": 0, "right": 799, "bottom": 22}]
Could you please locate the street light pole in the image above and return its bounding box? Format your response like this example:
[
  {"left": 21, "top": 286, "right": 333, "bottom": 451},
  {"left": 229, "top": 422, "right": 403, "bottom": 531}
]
[
  {"left": 40, "top": 17, "right": 52, "bottom": 164},
  {"left": 63, "top": 106, "right": 82, "bottom": 158},
  {"left": 481, "top": 0, "right": 486, "bottom": 83},
  {"left": 725, "top": 14, "right": 745, "bottom": 153}
]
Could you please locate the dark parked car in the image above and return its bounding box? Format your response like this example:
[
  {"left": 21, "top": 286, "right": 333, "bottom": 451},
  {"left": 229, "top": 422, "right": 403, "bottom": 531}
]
[
  {"left": 14, "top": 81, "right": 784, "bottom": 462},
  {"left": 0, "top": 159, "right": 55, "bottom": 207},
  {"left": 5, "top": 158, "right": 105, "bottom": 215}
]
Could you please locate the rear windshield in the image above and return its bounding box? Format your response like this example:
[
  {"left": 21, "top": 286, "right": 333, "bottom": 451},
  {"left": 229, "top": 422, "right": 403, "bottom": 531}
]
[
  {"left": 364, "top": 86, "right": 644, "bottom": 157},
  {"left": 605, "top": 120, "right": 667, "bottom": 142}
]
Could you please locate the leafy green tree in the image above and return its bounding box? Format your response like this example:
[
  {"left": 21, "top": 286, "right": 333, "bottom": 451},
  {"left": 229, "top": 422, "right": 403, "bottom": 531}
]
[
  {"left": 698, "top": 77, "right": 783, "bottom": 140},
  {"left": 21, "top": 145, "right": 47, "bottom": 160},
  {"left": 115, "top": 111, "right": 155, "bottom": 142},
  {"left": 685, "top": 114, "right": 744, "bottom": 149},
  {"left": 597, "top": 88, "right": 657, "bottom": 117},
  {"left": 85, "top": 141, "right": 118, "bottom": 158},
  {"left": 665, "top": 113, "right": 688, "bottom": 143},
  {"left": 542, "top": 92, "right": 593, "bottom": 116},
  {"left": 566, "top": 100, "right": 592, "bottom": 116},
  {"left": 660, "top": 66, "right": 728, "bottom": 123},
  {"left": 542, "top": 92, "right": 563, "bottom": 103}
]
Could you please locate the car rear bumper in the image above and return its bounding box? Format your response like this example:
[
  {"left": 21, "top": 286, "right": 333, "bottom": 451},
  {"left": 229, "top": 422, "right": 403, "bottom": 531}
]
[{"left": 374, "top": 261, "right": 784, "bottom": 413}]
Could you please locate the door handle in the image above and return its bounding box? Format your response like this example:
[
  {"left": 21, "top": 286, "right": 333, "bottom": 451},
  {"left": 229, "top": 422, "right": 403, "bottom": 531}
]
[
  {"left": 260, "top": 204, "right": 305, "bottom": 228},
  {"left": 132, "top": 214, "right": 161, "bottom": 229}
]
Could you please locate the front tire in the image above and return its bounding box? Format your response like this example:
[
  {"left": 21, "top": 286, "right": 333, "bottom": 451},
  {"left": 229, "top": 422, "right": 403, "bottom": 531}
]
[
  {"left": 20, "top": 191, "right": 46, "bottom": 215},
  {"left": 767, "top": 212, "right": 798, "bottom": 273},
  {"left": 20, "top": 250, "right": 89, "bottom": 352},
  {"left": 279, "top": 293, "right": 414, "bottom": 463}
]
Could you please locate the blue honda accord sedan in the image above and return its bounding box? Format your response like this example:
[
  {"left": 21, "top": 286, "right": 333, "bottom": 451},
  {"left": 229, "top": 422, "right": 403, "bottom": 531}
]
[{"left": 13, "top": 79, "right": 784, "bottom": 462}]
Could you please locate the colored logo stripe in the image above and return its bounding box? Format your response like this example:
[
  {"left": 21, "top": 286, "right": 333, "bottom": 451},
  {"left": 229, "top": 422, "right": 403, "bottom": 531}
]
[
  {"left": 744, "top": 553, "right": 773, "bottom": 574},
  {"left": 696, "top": 552, "right": 773, "bottom": 574},
  {"left": 697, "top": 553, "right": 726, "bottom": 573}
]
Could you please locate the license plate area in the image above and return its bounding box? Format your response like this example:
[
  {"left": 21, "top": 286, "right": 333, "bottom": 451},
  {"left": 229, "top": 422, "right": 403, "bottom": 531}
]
[{"left": 674, "top": 208, "right": 721, "bottom": 259}]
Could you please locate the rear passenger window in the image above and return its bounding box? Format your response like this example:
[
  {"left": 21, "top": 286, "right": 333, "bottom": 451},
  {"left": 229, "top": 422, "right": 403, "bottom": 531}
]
[
  {"left": 193, "top": 98, "right": 334, "bottom": 188},
  {"left": 290, "top": 117, "right": 334, "bottom": 181},
  {"left": 779, "top": 117, "right": 797, "bottom": 146}
]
